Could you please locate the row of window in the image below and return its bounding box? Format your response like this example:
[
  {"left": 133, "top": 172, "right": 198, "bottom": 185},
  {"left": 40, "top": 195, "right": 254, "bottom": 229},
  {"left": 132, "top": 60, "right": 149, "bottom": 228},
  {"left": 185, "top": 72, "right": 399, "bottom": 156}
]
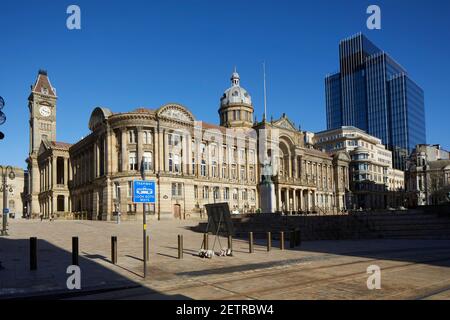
[
  {"left": 128, "top": 130, "right": 153, "bottom": 144},
  {"left": 193, "top": 185, "right": 256, "bottom": 201}
]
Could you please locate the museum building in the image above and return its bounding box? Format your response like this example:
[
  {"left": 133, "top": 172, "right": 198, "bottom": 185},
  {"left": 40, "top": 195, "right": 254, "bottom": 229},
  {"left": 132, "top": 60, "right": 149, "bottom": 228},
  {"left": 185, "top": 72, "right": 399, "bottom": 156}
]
[{"left": 24, "top": 70, "right": 350, "bottom": 220}]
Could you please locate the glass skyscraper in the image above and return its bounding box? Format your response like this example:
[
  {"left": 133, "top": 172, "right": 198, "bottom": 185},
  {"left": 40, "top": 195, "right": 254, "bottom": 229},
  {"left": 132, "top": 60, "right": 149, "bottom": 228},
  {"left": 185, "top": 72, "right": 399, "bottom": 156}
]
[{"left": 325, "top": 33, "right": 426, "bottom": 170}]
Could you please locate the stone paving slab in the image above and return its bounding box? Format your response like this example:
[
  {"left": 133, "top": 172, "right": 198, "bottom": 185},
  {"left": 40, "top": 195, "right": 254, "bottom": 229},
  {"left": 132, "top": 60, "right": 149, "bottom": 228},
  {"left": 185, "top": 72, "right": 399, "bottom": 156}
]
[{"left": 1, "top": 218, "right": 450, "bottom": 300}]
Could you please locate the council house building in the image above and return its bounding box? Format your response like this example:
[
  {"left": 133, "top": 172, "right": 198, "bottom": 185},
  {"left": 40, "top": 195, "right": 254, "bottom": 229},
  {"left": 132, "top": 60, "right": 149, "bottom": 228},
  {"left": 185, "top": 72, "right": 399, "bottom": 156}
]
[{"left": 24, "top": 69, "right": 350, "bottom": 220}]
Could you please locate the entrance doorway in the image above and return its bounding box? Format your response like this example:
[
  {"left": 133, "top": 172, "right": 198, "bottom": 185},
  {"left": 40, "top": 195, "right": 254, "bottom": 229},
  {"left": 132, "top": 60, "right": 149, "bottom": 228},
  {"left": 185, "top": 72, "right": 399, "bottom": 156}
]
[{"left": 173, "top": 204, "right": 182, "bottom": 219}]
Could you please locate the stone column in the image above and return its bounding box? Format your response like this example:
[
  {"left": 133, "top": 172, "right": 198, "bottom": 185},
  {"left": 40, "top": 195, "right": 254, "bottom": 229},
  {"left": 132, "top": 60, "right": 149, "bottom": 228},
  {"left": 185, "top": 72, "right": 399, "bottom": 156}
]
[
  {"left": 299, "top": 189, "right": 303, "bottom": 211},
  {"left": 153, "top": 128, "right": 158, "bottom": 172},
  {"left": 137, "top": 127, "right": 143, "bottom": 171},
  {"left": 293, "top": 155, "right": 298, "bottom": 179},
  {"left": 284, "top": 188, "right": 289, "bottom": 212},
  {"left": 159, "top": 128, "right": 165, "bottom": 172},
  {"left": 64, "top": 157, "right": 68, "bottom": 186},
  {"left": 292, "top": 189, "right": 297, "bottom": 212},
  {"left": 93, "top": 141, "right": 98, "bottom": 178},
  {"left": 186, "top": 136, "right": 191, "bottom": 175},
  {"left": 164, "top": 131, "right": 169, "bottom": 172},
  {"left": 277, "top": 186, "right": 282, "bottom": 211},
  {"left": 121, "top": 129, "right": 128, "bottom": 172}
]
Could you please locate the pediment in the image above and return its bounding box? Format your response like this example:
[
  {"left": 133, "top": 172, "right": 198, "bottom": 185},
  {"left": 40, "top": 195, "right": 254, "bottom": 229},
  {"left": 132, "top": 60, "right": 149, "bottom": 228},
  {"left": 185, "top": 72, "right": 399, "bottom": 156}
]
[
  {"left": 157, "top": 104, "right": 195, "bottom": 123},
  {"left": 273, "top": 115, "right": 297, "bottom": 131}
]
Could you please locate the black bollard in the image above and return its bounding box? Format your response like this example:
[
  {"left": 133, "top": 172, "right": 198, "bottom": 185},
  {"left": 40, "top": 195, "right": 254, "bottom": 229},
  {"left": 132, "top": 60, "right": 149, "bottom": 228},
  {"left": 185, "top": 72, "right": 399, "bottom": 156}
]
[
  {"left": 249, "top": 232, "right": 254, "bottom": 253},
  {"left": 72, "top": 237, "right": 79, "bottom": 266},
  {"left": 178, "top": 235, "right": 183, "bottom": 259},
  {"left": 280, "top": 231, "right": 285, "bottom": 250},
  {"left": 203, "top": 233, "right": 209, "bottom": 250},
  {"left": 228, "top": 235, "right": 233, "bottom": 252},
  {"left": 111, "top": 236, "right": 117, "bottom": 264},
  {"left": 267, "top": 232, "right": 272, "bottom": 252},
  {"left": 30, "top": 237, "right": 37, "bottom": 270}
]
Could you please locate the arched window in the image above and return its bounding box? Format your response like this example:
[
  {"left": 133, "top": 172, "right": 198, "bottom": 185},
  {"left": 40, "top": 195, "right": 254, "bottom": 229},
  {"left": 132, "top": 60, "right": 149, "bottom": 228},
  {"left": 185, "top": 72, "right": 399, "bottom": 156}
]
[
  {"left": 200, "top": 160, "right": 207, "bottom": 177},
  {"left": 143, "top": 152, "right": 152, "bottom": 171}
]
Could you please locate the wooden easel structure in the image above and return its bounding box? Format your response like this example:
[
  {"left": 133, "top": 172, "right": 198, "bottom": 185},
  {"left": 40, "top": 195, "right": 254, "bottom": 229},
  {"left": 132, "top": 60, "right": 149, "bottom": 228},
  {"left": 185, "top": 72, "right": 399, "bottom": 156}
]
[{"left": 201, "top": 203, "right": 234, "bottom": 253}]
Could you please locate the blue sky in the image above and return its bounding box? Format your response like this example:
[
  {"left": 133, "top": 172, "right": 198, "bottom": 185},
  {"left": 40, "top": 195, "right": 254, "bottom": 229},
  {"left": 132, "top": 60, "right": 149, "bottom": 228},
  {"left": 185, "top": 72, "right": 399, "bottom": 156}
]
[{"left": 1, "top": 0, "right": 449, "bottom": 168}]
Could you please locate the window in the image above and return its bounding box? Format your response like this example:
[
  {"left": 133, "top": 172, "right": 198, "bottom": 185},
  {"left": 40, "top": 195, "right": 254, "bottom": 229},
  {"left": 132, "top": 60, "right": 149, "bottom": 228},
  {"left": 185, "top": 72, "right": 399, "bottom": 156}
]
[
  {"left": 213, "top": 187, "right": 220, "bottom": 200},
  {"left": 143, "top": 131, "right": 152, "bottom": 144},
  {"left": 232, "top": 188, "right": 239, "bottom": 200},
  {"left": 200, "top": 143, "right": 206, "bottom": 154},
  {"left": 127, "top": 204, "right": 137, "bottom": 213},
  {"left": 168, "top": 133, "right": 180, "bottom": 146},
  {"left": 212, "top": 161, "right": 217, "bottom": 178},
  {"left": 200, "top": 160, "right": 207, "bottom": 177},
  {"left": 114, "top": 182, "right": 120, "bottom": 200},
  {"left": 174, "top": 154, "right": 180, "bottom": 173},
  {"left": 240, "top": 149, "right": 245, "bottom": 162},
  {"left": 249, "top": 150, "right": 255, "bottom": 164},
  {"left": 231, "top": 164, "right": 237, "bottom": 179},
  {"left": 143, "top": 152, "right": 152, "bottom": 171},
  {"left": 128, "top": 130, "right": 136, "bottom": 143},
  {"left": 192, "top": 153, "right": 196, "bottom": 174},
  {"left": 202, "top": 186, "right": 209, "bottom": 199},
  {"left": 222, "top": 164, "right": 228, "bottom": 179},
  {"left": 172, "top": 183, "right": 183, "bottom": 197},
  {"left": 240, "top": 165, "right": 246, "bottom": 180},
  {"left": 223, "top": 187, "right": 229, "bottom": 200},
  {"left": 194, "top": 185, "right": 198, "bottom": 199},
  {"left": 129, "top": 151, "right": 137, "bottom": 171},
  {"left": 249, "top": 166, "right": 255, "bottom": 182},
  {"left": 242, "top": 189, "right": 247, "bottom": 201}
]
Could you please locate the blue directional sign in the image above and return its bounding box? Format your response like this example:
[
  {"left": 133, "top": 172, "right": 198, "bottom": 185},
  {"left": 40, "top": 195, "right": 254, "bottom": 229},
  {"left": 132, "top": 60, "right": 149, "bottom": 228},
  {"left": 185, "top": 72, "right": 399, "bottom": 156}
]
[
  {"left": 133, "top": 180, "right": 156, "bottom": 203},
  {"left": 3, "top": 208, "right": 9, "bottom": 214}
]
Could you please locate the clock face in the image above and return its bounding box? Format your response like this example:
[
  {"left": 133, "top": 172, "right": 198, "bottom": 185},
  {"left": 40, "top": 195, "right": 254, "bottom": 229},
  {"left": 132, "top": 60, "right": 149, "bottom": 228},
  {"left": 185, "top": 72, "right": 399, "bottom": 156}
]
[{"left": 39, "top": 106, "right": 51, "bottom": 117}]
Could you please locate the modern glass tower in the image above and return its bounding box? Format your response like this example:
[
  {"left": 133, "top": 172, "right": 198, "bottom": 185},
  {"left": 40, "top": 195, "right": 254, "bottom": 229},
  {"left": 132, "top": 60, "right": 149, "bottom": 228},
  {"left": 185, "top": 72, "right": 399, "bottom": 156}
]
[{"left": 325, "top": 33, "right": 426, "bottom": 170}]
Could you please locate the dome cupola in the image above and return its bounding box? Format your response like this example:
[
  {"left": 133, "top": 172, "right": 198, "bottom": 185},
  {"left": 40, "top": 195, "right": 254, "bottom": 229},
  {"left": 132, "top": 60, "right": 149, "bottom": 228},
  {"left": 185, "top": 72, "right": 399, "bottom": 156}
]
[{"left": 218, "top": 68, "right": 254, "bottom": 128}]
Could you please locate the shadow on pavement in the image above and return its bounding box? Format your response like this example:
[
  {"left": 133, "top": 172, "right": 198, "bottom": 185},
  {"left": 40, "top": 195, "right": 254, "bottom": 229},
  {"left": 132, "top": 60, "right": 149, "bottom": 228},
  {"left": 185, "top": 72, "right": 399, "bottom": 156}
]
[{"left": 0, "top": 237, "right": 189, "bottom": 300}]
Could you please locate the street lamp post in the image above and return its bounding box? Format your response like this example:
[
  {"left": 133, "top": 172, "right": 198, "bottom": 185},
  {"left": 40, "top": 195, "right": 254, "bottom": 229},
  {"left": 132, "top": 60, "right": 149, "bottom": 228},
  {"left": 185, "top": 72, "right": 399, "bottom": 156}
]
[
  {"left": 141, "top": 157, "right": 147, "bottom": 278},
  {"left": 0, "top": 165, "right": 15, "bottom": 236}
]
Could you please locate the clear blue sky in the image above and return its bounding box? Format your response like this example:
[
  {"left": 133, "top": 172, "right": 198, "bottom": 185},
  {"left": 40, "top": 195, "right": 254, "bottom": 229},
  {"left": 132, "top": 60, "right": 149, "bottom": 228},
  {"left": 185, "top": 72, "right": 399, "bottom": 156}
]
[{"left": 1, "top": 0, "right": 449, "bottom": 169}]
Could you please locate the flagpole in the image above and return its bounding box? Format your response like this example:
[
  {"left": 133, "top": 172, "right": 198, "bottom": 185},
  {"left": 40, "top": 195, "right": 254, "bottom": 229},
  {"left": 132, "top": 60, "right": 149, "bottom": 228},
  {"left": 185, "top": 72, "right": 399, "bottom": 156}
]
[{"left": 263, "top": 62, "right": 267, "bottom": 121}]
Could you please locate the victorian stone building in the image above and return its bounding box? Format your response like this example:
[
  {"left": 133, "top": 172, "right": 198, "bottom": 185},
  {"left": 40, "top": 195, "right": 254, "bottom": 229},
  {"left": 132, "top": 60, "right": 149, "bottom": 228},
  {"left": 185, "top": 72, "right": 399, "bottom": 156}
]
[
  {"left": 24, "top": 69, "right": 350, "bottom": 220},
  {"left": 312, "top": 126, "right": 405, "bottom": 209},
  {"left": 406, "top": 144, "right": 450, "bottom": 206}
]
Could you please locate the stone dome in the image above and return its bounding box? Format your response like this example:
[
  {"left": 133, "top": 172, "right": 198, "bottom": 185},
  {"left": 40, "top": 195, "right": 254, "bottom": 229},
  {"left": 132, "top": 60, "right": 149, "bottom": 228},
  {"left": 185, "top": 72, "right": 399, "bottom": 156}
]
[{"left": 220, "top": 70, "right": 252, "bottom": 107}]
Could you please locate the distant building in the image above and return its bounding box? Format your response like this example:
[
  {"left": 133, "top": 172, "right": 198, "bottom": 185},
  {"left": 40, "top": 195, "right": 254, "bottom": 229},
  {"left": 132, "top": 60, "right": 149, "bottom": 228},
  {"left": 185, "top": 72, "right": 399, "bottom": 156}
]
[
  {"left": 325, "top": 33, "right": 426, "bottom": 170},
  {"left": 312, "top": 126, "right": 405, "bottom": 209},
  {"left": 0, "top": 166, "right": 26, "bottom": 217},
  {"left": 406, "top": 144, "right": 450, "bottom": 206},
  {"left": 23, "top": 70, "right": 350, "bottom": 220}
]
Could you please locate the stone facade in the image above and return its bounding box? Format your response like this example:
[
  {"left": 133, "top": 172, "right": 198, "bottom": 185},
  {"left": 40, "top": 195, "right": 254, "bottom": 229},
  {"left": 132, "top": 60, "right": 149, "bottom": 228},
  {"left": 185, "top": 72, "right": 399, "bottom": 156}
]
[
  {"left": 312, "top": 126, "right": 406, "bottom": 209},
  {"left": 24, "top": 70, "right": 350, "bottom": 220},
  {"left": 406, "top": 144, "right": 450, "bottom": 206}
]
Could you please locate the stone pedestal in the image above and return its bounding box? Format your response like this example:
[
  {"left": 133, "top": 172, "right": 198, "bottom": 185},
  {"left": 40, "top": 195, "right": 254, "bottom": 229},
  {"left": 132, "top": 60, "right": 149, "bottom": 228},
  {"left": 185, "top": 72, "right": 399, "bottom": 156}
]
[{"left": 259, "top": 182, "right": 276, "bottom": 213}]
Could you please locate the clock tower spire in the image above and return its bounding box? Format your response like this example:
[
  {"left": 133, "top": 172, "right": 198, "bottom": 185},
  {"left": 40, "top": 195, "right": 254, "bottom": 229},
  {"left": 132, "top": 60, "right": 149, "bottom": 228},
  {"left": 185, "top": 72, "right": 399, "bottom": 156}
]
[
  {"left": 28, "top": 69, "right": 57, "bottom": 154},
  {"left": 25, "top": 70, "right": 58, "bottom": 217}
]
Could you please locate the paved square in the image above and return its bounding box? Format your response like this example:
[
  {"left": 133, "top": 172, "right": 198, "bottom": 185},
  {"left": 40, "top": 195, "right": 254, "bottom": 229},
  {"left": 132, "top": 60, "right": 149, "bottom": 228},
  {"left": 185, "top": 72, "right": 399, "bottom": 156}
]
[{"left": 1, "top": 218, "right": 450, "bottom": 300}]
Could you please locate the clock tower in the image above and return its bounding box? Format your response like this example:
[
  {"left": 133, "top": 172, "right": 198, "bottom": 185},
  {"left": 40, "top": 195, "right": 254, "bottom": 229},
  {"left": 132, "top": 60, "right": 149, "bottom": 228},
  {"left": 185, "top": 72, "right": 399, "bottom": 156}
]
[
  {"left": 28, "top": 69, "right": 57, "bottom": 154},
  {"left": 26, "top": 70, "right": 57, "bottom": 216}
]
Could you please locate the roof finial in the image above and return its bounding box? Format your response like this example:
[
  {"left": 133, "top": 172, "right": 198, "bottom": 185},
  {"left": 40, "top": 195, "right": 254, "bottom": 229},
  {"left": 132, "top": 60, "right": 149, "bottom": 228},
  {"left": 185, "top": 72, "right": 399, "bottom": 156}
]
[{"left": 231, "top": 67, "right": 240, "bottom": 86}]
